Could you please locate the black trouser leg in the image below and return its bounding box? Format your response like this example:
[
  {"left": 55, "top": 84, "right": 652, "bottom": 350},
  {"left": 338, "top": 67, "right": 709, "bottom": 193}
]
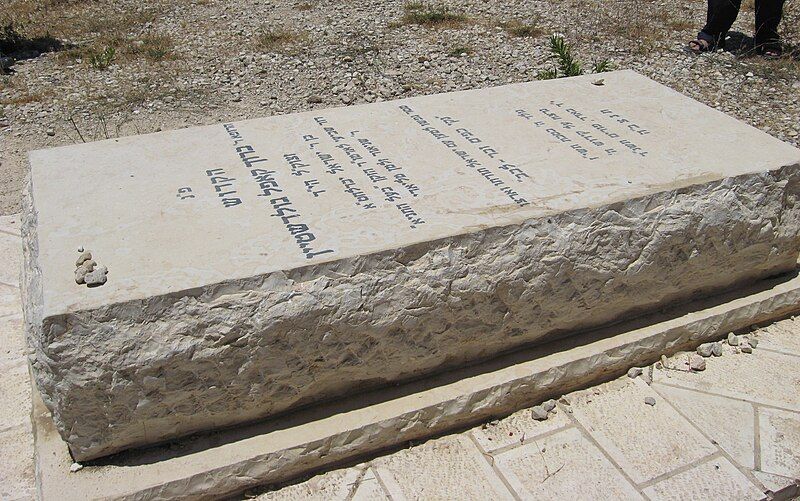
[
  {"left": 754, "top": 0, "right": 785, "bottom": 49},
  {"left": 700, "top": 0, "right": 742, "bottom": 46}
]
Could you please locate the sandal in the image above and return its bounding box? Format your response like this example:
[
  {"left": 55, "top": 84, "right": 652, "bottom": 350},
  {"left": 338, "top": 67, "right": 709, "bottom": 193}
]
[
  {"left": 687, "top": 38, "right": 715, "bottom": 54},
  {"left": 757, "top": 45, "right": 783, "bottom": 59}
]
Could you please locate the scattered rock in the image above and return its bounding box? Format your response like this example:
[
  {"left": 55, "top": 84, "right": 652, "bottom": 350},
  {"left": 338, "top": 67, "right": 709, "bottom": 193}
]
[
  {"left": 592, "top": 78, "right": 605, "bottom": 86},
  {"left": 542, "top": 399, "right": 556, "bottom": 412},
  {"left": 627, "top": 367, "right": 643, "bottom": 378},
  {"left": 741, "top": 343, "right": 753, "bottom": 354},
  {"left": 727, "top": 332, "right": 740, "bottom": 346},
  {"left": 77, "top": 246, "right": 84, "bottom": 253},
  {"left": 0, "top": 56, "right": 13, "bottom": 70},
  {"left": 689, "top": 354, "right": 706, "bottom": 371},
  {"left": 69, "top": 462, "right": 83, "bottom": 472},
  {"left": 75, "top": 251, "right": 92, "bottom": 266},
  {"left": 644, "top": 396, "right": 656, "bottom": 406},
  {"left": 307, "top": 94, "right": 323, "bottom": 104},
  {"left": 746, "top": 337, "right": 758, "bottom": 348},
  {"left": 84, "top": 266, "right": 108, "bottom": 287},
  {"left": 531, "top": 405, "right": 549, "bottom": 421},
  {"left": 697, "top": 343, "right": 714, "bottom": 357},
  {"left": 712, "top": 342, "right": 723, "bottom": 357},
  {"left": 660, "top": 354, "right": 669, "bottom": 368},
  {"left": 46, "top": 128, "right": 55, "bottom": 136}
]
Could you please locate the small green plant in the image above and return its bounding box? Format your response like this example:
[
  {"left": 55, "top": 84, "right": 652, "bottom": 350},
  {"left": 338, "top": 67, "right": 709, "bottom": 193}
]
[
  {"left": 537, "top": 35, "right": 611, "bottom": 80},
  {"left": 501, "top": 20, "right": 542, "bottom": 38},
  {"left": 88, "top": 46, "right": 115, "bottom": 70},
  {"left": 138, "top": 34, "right": 173, "bottom": 61},
  {"left": 401, "top": 2, "right": 467, "bottom": 27},
  {"left": 447, "top": 45, "right": 472, "bottom": 57},
  {"left": 255, "top": 28, "right": 302, "bottom": 51}
]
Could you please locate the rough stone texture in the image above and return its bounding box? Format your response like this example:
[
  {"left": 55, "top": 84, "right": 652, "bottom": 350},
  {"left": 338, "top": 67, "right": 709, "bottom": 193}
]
[
  {"left": 21, "top": 71, "right": 800, "bottom": 460},
  {"left": 30, "top": 272, "right": 800, "bottom": 499}
]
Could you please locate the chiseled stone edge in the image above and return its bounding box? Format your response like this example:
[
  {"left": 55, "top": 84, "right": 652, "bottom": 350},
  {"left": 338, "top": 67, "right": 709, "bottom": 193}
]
[
  {"left": 25, "top": 163, "right": 800, "bottom": 461},
  {"left": 33, "top": 271, "right": 800, "bottom": 500}
]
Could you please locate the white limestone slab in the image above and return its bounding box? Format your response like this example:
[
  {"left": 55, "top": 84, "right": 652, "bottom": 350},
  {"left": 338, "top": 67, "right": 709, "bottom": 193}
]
[{"left": 22, "top": 70, "right": 800, "bottom": 460}]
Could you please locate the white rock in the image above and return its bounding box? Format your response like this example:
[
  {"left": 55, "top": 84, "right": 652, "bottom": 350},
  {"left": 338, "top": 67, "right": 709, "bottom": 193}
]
[{"left": 22, "top": 72, "right": 800, "bottom": 461}]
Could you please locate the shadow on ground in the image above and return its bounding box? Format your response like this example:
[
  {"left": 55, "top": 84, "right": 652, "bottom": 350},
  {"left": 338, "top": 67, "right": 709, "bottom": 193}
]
[
  {"left": 0, "top": 23, "right": 65, "bottom": 72},
  {"left": 725, "top": 30, "right": 800, "bottom": 59}
]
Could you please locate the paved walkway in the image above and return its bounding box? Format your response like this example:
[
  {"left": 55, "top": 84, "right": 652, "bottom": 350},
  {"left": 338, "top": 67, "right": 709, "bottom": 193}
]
[{"left": 0, "top": 214, "right": 798, "bottom": 500}]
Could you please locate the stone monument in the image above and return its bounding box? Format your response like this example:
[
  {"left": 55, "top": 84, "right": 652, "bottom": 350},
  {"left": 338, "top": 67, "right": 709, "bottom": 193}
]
[{"left": 22, "top": 70, "right": 800, "bottom": 461}]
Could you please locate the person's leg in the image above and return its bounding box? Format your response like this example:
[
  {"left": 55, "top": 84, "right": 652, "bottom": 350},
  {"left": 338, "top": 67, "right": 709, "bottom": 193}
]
[
  {"left": 754, "top": 0, "right": 785, "bottom": 53},
  {"left": 699, "top": 0, "right": 743, "bottom": 47}
]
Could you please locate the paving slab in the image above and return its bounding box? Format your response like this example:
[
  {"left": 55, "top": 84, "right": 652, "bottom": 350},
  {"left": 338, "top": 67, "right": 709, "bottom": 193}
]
[
  {"left": 372, "top": 435, "right": 512, "bottom": 500},
  {"left": 653, "top": 349, "right": 800, "bottom": 412},
  {"left": 255, "top": 465, "right": 388, "bottom": 501},
  {"left": 752, "top": 318, "right": 800, "bottom": 356},
  {"left": 0, "top": 282, "right": 22, "bottom": 320},
  {"left": 758, "top": 407, "right": 800, "bottom": 480},
  {"left": 0, "top": 362, "right": 32, "bottom": 433},
  {"left": 493, "top": 426, "right": 642, "bottom": 500},
  {"left": 0, "top": 427, "right": 36, "bottom": 501},
  {"left": 0, "top": 214, "right": 22, "bottom": 237},
  {"left": 568, "top": 378, "right": 717, "bottom": 484},
  {"left": 0, "top": 314, "right": 25, "bottom": 368},
  {"left": 751, "top": 471, "right": 800, "bottom": 499},
  {"left": 642, "top": 456, "right": 765, "bottom": 501},
  {"left": 653, "top": 383, "right": 756, "bottom": 468},
  {"left": 23, "top": 70, "right": 800, "bottom": 460},
  {"left": 470, "top": 404, "right": 571, "bottom": 453},
  {"left": 31, "top": 270, "right": 800, "bottom": 499},
  {"left": 0, "top": 231, "right": 21, "bottom": 287}
]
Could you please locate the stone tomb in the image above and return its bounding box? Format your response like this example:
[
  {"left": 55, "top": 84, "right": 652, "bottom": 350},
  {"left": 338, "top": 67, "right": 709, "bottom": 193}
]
[{"left": 22, "top": 70, "right": 800, "bottom": 461}]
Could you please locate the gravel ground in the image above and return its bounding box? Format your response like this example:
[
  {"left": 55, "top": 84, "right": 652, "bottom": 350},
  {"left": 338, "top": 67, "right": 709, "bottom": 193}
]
[{"left": 1, "top": 0, "right": 798, "bottom": 215}]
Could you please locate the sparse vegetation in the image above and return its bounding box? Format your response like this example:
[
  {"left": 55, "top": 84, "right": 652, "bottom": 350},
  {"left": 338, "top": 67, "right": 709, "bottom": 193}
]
[
  {"left": 447, "top": 45, "right": 472, "bottom": 57},
  {"left": 133, "top": 34, "right": 174, "bottom": 62},
  {"left": 88, "top": 46, "right": 115, "bottom": 70},
  {"left": 501, "top": 19, "right": 543, "bottom": 38},
  {"left": 400, "top": 2, "right": 467, "bottom": 28},
  {"left": 537, "top": 35, "right": 611, "bottom": 80},
  {"left": 255, "top": 28, "right": 303, "bottom": 51}
]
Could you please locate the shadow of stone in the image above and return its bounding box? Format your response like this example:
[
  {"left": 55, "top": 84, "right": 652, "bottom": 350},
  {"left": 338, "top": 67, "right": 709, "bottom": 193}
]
[{"left": 0, "top": 24, "right": 66, "bottom": 72}]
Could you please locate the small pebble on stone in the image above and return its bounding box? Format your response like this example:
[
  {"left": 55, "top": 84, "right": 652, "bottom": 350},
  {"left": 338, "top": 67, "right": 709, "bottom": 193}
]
[
  {"left": 627, "top": 367, "right": 643, "bottom": 378},
  {"left": 69, "top": 462, "right": 83, "bottom": 472},
  {"left": 644, "top": 396, "right": 656, "bottom": 406},
  {"left": 77, "top": 246, "right": 84, "bottom": 253},
  {"left": 746, "top": 337, "right": 758, "bottom": 348},
  {"left": 542, "top": 399, "right": 556, "bottom": 412},
  {"left": 697, "top": 343, "right": 714, "bottom": 357},
  {"left": 84, "top": 266, "right": 108, "bottom": 287},
  {"left": 690, "top": 355, "right": 706, "bottom": 371},
  {"left": 75, "top": 250, "right": 92, "bottom": 266},
  {"left": 712, "top": 342, "right": 723, "bottom": 357},
  {"left": 741, "top": 344, "right": 753, "bottom": 354},
  {"left": 727, "top": 332, "right": 740, "bottom": 346},
  {"left": 660, "top": 355, "right": 669, "bottom": 368},
  {"left": 531, "top": 405, "right": 549, "bottom": 421},
  {"left": 46, "top": 128, "right": 55, "bottom": 136}
]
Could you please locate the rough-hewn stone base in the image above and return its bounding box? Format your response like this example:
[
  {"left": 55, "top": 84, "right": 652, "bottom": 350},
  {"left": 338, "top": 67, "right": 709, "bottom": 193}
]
[
  {"left": 24, "top": 165, "right": 800, "bottom": 460},
  {"left": 32, "top": 271, "right": 800, "bottom": 500}
]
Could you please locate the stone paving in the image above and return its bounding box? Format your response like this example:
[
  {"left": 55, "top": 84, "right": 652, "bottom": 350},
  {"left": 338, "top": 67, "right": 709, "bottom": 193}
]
[{"left": 0, "top": 214, "right": 799, "bottom": 500}]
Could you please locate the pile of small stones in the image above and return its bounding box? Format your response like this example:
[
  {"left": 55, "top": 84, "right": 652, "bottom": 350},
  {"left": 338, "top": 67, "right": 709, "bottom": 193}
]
[{"left": 74, "top": 248, "right": 108, "bottom": 287}]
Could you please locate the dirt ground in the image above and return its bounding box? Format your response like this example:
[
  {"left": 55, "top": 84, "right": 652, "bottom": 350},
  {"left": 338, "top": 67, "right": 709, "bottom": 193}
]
[{"left": 1, "top": 0, "right": 798, "bottom": 215}]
